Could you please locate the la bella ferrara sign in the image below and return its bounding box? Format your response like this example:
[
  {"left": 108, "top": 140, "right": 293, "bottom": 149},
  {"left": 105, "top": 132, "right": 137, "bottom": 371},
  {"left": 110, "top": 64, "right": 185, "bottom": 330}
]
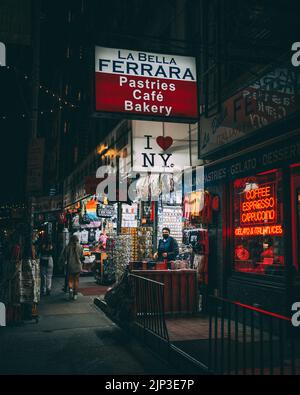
[{"left": 95, "top": 46, "right": 198, "bottom": 121}]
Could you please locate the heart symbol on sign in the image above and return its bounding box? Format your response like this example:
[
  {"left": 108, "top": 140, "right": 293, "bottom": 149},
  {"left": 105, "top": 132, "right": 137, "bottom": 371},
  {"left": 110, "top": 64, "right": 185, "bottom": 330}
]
[{"left": 156, "top": 136, "right": 173, "bottom": 151}]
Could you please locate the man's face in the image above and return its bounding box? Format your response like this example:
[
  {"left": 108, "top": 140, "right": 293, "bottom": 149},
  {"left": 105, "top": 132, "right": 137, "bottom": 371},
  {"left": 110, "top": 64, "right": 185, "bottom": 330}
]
[{"left": 162, "top": 230, "right": 170, "bottom": 239}]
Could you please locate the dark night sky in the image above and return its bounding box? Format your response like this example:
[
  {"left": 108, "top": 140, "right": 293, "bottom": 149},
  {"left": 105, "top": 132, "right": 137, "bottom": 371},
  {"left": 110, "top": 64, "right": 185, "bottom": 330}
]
[{"left": 0, "top": 67, "right": 28, "bottom": 204}]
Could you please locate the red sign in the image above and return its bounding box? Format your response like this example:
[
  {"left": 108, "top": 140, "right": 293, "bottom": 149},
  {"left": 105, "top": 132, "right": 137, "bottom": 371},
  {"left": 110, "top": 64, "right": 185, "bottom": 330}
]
[
  {"left": 235, "top": 182, "right": 283, "bottom": 237},
  {"left": 95, "top": 47, "right": 198, "bottom": 121},
  {"left": 240, "top": 183, "right": 277, "bottom": 225}
]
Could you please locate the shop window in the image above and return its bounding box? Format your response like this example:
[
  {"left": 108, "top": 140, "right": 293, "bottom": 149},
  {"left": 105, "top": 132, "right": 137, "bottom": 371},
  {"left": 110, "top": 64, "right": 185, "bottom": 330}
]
[
  {"left": 290, "top": 165, "right": 300, "bottom": 273},
  {"left": 233, "top": 170, "right": 285, "bottom": 276}
]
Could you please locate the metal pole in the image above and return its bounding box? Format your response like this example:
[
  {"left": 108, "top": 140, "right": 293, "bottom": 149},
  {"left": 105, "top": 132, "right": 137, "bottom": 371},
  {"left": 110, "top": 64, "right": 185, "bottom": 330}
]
[
  {"left": 31, "top": 0, "right": 41, "bottom": 140},
  {"left": 27, "top": 0, "right": 41, "bottom": 238}
]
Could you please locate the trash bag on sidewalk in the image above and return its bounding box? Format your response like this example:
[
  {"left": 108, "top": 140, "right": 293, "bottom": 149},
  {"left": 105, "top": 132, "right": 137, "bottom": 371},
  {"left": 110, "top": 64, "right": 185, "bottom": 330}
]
[{"left": 104, "top": 269, "right": 134, "bottom": 323}]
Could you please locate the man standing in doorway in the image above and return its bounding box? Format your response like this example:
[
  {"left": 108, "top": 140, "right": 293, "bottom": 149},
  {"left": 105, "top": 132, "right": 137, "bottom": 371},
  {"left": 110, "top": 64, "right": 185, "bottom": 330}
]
[{"left": 155, "top": 227, "right": 179, "bottom": 268}]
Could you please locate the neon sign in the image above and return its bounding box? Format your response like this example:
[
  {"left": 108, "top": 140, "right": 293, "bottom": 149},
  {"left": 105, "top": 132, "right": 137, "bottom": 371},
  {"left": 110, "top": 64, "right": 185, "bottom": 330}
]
[
  {"left": 235, "top": 182, "right": 283, "bottom": 237},
  {"left": 235, "top": 225, "right": 283, "bottom": 237},
  {"left": 240, "top": 183, "right": 277, "bottom": 225}
]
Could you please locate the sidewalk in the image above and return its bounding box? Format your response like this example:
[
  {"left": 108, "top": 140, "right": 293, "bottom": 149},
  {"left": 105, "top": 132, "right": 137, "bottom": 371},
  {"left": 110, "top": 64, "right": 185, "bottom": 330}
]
[{"left": 0, "top": 276, "right": 175, "bottom": 375}]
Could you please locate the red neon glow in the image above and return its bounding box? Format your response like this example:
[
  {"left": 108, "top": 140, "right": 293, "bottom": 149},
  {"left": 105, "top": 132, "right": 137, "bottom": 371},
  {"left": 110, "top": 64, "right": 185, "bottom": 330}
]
[
  {"left": 234, "top": 302, "right": 290, "bottom": 321},
  {"left": 257, "top": 169, "right": 278, "bottom": 176},
  {"left": 235, "top": 225, "right": 283, "bottom": 236},
  {"left": 241, "top": 209, "right": 276, "bottom": 223},
  {"left": 239, "top": 182, "right": 278, "bottom": 226},
  {"left": 211, "top": 295, "right": 290, "bottom": 321},
  {"left": 245, "top": 185, "right": 272, "bottom": 200}
]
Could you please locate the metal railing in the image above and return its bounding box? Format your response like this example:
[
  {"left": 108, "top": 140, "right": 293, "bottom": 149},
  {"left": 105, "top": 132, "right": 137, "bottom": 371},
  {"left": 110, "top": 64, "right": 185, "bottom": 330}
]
[
  {"left": 0, "top": 268, "right": 20, "bottom": 305},
  {"left": 208, "top": 296, "right": 300, "bottom": 375},
  {"left": 129, "top": 273, "right": 169, "bottom": 343}
]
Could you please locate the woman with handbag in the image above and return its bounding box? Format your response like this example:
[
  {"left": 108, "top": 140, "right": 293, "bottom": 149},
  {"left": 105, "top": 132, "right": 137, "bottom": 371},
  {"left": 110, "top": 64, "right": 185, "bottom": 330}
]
[{"left": 63, "top": 235, "right": 84, "bottom": 301}]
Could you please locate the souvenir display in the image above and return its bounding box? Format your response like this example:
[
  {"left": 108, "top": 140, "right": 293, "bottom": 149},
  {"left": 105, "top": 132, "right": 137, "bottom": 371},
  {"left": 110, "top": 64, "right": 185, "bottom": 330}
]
[
  {"left": 137, "top": 227, "right": 153, "bottom": 260},
  {"left": 114, "top": 234, "right": 132, "bottom": 282},
  {"left": 157, "top": 205, "right": 183, "bottom": 247}
]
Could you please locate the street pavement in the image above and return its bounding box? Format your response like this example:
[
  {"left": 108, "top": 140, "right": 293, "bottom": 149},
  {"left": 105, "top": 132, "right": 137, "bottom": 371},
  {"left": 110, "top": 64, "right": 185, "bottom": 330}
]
[{"left": 0, "top": 277, "right": 176, "bottom": 375}]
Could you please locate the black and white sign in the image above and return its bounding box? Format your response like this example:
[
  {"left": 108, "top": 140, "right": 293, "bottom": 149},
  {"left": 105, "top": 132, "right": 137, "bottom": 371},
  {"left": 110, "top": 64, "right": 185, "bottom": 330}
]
[{"left": 97, "top": 204, "right": 115, "bottom": 218}]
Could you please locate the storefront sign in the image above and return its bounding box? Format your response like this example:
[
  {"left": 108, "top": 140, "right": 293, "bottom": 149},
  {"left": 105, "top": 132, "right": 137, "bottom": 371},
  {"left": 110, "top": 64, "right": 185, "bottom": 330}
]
[
  {"left": 132, "top": 120, "right": 195, "bottom": 173},
  {"left": 234, "top": 225, "right": 283, "bottom": 237},
  {"left": 234, "top": 181, "right": 282, "bottom": 237},
  {"left": 200, "top": 66, "right": 300, "bottom": 157},
  {"left": 240, "top": 183, "right": 277, "bottom": 225},
  {"left": 96, "top": 204, "right": 115, "bottom": 218},
  {"left": 95, "top": 46, "right": 198, "bottom": 121},
  {"left": 202, "top": 131, "right": 300, "bottom": 187}
]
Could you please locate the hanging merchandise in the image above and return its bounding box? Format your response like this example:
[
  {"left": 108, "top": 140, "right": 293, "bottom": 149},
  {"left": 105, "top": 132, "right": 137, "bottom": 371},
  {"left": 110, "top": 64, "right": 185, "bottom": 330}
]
[
  {"left": 150, "top": 201, "right": 155, "bottom": 223},
  {"left": 137, "top": 227, "right": 153, "bottom": 260},
  {"left": 80, "top": 229, "right": 89, "bottom": 244},
  {"left": 121, "top": 228, "right": 139, "bottom": 261},
  {"left": 81, "top": 214, "right": 91, "bottom": 225},
  {"left": 184, "top": 191, "right": 213, "bottom": 224},
  {"left": 157, "top": 205, "right": 183, "bottom": 247},
  {"left": 88, "top": 228, "right": 96, "bottom": 243},
  {"left": 199, "top": 191, "right": 212, "bottom": 224},
  {"left": 114, "top": 235, "right": 132, "bottom": 282},
  {"left": 85, "top": 199, "right": 98, "bottom": 221},
  {"left": 95, "top": 236, "right": 116, "bottom": 285},
  {"left": 121, "top": 204, "right": 138, "bottom": 228},
  {"left": 183, "top": 194, "right": 192, "bottom": 220},
  {"left": 72, "top": 214, "right": 80, "bottom": 228},
  {"left": 187, "top": 228, "right": 209, "bottom": 255},
  {"left": 95, "top": 228, "right": 101, "bottom": 242}
]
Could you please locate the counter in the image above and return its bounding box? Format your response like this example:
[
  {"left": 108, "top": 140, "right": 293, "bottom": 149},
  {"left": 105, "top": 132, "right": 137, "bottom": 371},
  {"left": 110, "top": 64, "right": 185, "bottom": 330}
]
[{"left": 131, "top": 269, "right": 199, "bottom": 315}]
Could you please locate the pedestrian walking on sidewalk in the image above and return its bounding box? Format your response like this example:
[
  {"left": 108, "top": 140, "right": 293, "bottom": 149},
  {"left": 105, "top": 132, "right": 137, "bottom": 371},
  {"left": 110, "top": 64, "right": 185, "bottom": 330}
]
[
  {"left": 40, "top": 237, "right": 54, "bottom": 296},
  {"left": 62, "top": 235, "right": 84, "bottom": 301}
]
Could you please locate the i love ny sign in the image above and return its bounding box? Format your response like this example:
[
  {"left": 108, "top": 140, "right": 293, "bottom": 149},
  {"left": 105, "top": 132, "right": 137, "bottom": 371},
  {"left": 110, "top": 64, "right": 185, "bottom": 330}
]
[{"left": 132, "top": 120, "right": 193, "bottom": 173}]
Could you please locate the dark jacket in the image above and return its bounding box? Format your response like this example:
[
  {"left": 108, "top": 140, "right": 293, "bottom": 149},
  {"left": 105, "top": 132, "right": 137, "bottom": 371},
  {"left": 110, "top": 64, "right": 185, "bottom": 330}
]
[{"left": 157, "top": 236, "right": 179, "bottom": 261}]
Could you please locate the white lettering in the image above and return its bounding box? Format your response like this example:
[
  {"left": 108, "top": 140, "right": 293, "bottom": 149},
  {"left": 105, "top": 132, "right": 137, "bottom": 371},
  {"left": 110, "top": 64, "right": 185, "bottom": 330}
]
[
  {"left": 119, "top": 76, "right": 128, "bottom": 86},
  {"left": 291, "top": 302, "right": 300, "bottom": 327},
  {"left": 291, "top": 42, "right": 300, "bottom": 67},
  {"left": 0, "top": 302, "right": 6, "bottom": 327},
  {"left": 124, "top": 100, "right": 172, "bottom": 116}
]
